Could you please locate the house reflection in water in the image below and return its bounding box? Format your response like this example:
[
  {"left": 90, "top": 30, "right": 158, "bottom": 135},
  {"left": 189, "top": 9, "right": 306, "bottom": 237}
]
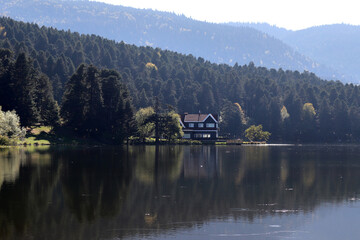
[{"left": 183, "top": 146, "right": 220, "bottom": 179}]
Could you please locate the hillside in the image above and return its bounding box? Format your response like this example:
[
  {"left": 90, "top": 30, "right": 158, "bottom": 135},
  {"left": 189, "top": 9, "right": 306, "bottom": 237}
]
[
  {"left": 0, "top": 0, "right": 340, "bottom": 81},
  {"left": 231, "top": 23, "right": 360, "bottom": 82},
  {"left": 2, "top": 17, "right": 360, "bottom": 142}
]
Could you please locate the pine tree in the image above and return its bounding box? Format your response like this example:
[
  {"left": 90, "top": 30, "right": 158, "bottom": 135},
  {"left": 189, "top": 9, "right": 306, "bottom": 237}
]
[
  {"left": 12, "top": 53, "right": 39, "bottom": 126},
  {"left": 319, "top": 99, "right": 333, "bottom": 142},
  {"left": 0, "top": 49, "right": 14, "bottom": 111},
  {"left": 34, "top": 74, "right": 60, "bottom": 126},
  {"left": 138, "top": 88, "right": 149, "bottom": 108},
  {"left": 84, "top": 65, "right": 103, "bottom": 136},
  {"left": 61, "top": 64, "right": 87, "bottom": 132},
  {"left": 333, "top": 98, "right": 350, "bottom": 140},
  {"left": 61, "top": 64, "right": 135, "bottom": 142}
]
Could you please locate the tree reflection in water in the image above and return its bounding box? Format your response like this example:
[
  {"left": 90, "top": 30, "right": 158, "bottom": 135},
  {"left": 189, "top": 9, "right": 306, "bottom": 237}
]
[{"left": 0, "top": 145, "right": 360, "bottom": 239}]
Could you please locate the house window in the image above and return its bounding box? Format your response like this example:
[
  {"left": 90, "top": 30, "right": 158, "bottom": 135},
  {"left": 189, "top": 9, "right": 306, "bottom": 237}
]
[
  {"left": 189, "top": 123, "right": 194, "bottom": 128},
  {"left": 183, "top": 133, "right": 191, "bottom": 139},
  {"left": 198, "top": 123, "right": 204, "bottom": 128},
  {"left": 194, "top": 133, "right": 203, "bottom": 138},
  {"left": 206, "top": 123, "right": 215, "bottom": 128},
  {"left": 203, "top": 134, "right": 211, "bottom": 138}
]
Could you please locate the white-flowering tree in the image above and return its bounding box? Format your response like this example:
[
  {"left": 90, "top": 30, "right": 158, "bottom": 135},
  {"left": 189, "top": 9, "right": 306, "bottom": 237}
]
[{"left": 0, "top": 106, "right": 26, "bottom": 144}]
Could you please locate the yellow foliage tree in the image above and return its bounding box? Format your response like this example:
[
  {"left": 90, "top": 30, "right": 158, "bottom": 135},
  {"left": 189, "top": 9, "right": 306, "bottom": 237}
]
[
  {"left": 145, "top": 62, "right": 158, "bottom": 71},
  {"left": 302, "top": 103, "right": 316, "bottom": 119},
  {"left": 280, "top": 106, "right": 290, "bottom": 121},
  {"left": 234, "top": 102, "right": 248, "bottom": 124}
]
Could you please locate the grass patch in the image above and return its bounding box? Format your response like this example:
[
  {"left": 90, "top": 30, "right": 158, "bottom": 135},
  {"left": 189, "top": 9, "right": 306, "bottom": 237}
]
[
  {"left": 22, "top": 136, "right": 51, "bottom": 145},
  {"left": 29, "top": 126, "right": 52, "bottom": 135},
  {"left": 20, "top": 126, "right": 55, "bottom": 145}
]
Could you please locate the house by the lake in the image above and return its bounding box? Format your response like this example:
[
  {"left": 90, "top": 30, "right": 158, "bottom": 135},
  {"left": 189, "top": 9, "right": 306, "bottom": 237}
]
[{"left": 179, "top": 113, "right": 219, "bottom": 140}]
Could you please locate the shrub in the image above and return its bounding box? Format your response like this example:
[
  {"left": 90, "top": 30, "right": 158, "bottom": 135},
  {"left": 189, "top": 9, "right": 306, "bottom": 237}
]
[
  {"left": 0, "top": 106, "right": 26, "bottom": 145},
  {"left": 0, "top": 135, "right": 12, "bottom": 145}
]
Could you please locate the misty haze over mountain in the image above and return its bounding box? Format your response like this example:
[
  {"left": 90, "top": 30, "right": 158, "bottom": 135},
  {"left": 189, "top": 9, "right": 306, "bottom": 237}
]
[{"left": 231, "top": 22, "right": 360, "bottom": 83}]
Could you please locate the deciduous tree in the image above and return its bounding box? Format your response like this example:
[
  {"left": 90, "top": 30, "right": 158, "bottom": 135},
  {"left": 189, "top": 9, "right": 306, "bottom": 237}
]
[{"left": 245, "top": 125, "right": 271, "bottom": 142}]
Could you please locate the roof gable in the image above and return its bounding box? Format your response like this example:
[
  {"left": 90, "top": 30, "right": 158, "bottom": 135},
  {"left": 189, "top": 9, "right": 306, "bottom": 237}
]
[
  {"left": 179, "top": 119, "right": 185, "bottom": 128},
  {"left": 203, "top": 114, "right": 218, "bottom": 123}
]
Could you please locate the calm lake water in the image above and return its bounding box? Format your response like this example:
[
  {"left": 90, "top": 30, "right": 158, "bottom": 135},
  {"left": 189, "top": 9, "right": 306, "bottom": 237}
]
[{"left": 1, "top": 145, "right": 360, "bottom": 240}]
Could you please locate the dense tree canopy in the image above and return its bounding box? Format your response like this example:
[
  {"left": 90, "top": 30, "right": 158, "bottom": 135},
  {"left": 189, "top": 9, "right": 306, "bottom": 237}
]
[
  {"left": 1, "top": 17, "right": 360, "bottom": 142},
  {"left": 0, "top": 49, "right": 59, "bottom": 126},
  {"left": 1, "top": 0, "right": 338, "bottom": 81},
  {"left": 61, "top": 64, "right": 135, "bottom": 143}
]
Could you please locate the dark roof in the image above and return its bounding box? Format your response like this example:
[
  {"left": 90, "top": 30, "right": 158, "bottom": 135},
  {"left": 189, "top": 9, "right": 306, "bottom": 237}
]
[{"left": 181, "top": 113, "right": 219, "bottom": 123}]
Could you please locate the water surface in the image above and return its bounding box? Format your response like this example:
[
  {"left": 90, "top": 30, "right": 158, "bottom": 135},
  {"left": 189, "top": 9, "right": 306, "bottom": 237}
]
[{"left": 1, "top": 145, "right": 360, "bottom": 239}]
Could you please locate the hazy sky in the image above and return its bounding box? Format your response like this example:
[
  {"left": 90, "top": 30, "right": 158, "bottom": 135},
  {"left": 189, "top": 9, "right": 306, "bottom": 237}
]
[{"left": 91, "top": 0, "right": 359, "bottom": 30}]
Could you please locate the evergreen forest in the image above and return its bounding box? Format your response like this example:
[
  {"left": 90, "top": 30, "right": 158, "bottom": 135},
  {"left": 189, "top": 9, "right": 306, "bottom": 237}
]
[
  {"left": 1, "top": 0, "right": 336, "bottom": 81},
  {"left": 1, "top": 17, "right": 360, "bottom": 143}
]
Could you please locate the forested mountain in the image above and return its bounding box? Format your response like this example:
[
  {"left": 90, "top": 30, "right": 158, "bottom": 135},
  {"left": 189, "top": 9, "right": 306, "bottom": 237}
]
[
  {"left": 231, "top": 23, "right": 360, "bottom": 82},
  {"left": 1, "top": 17, "right": 360, "bottom": 142},
  {"left": 0, "top": 0, "right": 340, "bottom": 81}
]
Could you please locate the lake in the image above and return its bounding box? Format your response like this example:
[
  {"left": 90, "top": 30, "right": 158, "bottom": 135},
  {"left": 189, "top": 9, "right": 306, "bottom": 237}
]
[{"left": 1, "top": 145, "right": 360, "bottom": 239}]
